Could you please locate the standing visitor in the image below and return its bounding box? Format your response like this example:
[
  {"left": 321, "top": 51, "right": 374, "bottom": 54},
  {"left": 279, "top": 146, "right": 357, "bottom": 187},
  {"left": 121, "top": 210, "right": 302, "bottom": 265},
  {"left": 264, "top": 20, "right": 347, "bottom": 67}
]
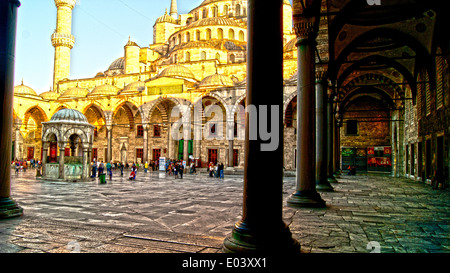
[
  {"left": 144, "top": 161, "right": 148, "bottom": 173},
  {"left": 120, "top": 162, "right": 124, "bottom": 176},
  {"left": 107, "top": 161, "right": 112, "bottom": 180},
  {"left": 219, "top": 162, "right": 224, "bottom": 179}
]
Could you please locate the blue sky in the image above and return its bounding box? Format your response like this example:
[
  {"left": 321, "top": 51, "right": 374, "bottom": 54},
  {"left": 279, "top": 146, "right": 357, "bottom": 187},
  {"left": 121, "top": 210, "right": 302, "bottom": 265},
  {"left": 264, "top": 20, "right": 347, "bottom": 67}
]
[{"left": 14, "top": 0, "right": 204, "bottom": 94}]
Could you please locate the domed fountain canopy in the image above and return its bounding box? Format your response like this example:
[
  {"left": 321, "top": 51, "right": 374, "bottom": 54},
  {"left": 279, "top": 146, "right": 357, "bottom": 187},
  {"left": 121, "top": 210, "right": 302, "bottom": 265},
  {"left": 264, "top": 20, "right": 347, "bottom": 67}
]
[{"left": 48, "top": 108, "right": 89, "bottom": 124}]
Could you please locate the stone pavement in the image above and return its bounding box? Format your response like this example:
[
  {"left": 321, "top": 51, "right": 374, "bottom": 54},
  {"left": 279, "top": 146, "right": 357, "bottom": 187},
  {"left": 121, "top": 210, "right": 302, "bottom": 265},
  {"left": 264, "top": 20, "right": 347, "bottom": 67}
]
[{"left": 0, "top": 169, "right": 449, "bottom": 253}]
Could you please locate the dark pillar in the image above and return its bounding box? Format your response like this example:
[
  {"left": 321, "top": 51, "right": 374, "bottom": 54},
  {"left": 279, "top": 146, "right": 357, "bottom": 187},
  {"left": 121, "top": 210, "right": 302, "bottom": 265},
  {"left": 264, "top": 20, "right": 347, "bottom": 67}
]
[
  {"left": 327, "top": 93, "right": 337, "bottom": 183},
  {"left": 0, "top": 0, "right": 23, "bottom": 219},
  {"left": 287, "top": 3, "right": 326, "bottom": 208},
  {"left": 223, "top": 0, "right": 299, "bottom": 254},
  {"left": 315, "top": 72, "right": 333, "bottom": 192}
]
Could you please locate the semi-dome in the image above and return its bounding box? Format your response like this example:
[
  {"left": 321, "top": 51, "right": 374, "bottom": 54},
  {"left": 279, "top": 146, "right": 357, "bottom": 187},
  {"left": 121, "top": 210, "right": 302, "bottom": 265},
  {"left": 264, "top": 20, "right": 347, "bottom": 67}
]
[
  {"left": 14, "top": 82, "right": 38, "bottom": 96},
  {"left": 199, "top": 73, "right": 234, "bottom": 87},
  {"left": 158, "top": 64, "right": 196, "bottom": 80},
  {"left": 50, "top": 108, "right": 89, "bottom": 124},
  {"left": 59, "top": 86, "right": 89, "bottom": 99},
  {"left": 88, "top": 84, "right": 120, "bottom": 97},
  {"left": 187, "top": 17, "right": 244, "bottom": 28}
]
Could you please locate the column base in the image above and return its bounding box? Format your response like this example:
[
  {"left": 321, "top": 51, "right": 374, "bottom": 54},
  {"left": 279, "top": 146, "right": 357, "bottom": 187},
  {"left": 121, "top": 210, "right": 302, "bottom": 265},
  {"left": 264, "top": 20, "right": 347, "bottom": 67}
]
[
  {"left": 287, "top": 190, "right": 326, "bottom": 208},
  {"left": 223, "top": 221, "right": 300, "bottom": 254},
  {"left": 0, "top": 197, "right": 23, "bottom": 219},
  {"left": 316, "top": 180, "right": 334, "bottom": 192},
  {"left": 327, "top": 176, "right": 338, "bottom": 183}
]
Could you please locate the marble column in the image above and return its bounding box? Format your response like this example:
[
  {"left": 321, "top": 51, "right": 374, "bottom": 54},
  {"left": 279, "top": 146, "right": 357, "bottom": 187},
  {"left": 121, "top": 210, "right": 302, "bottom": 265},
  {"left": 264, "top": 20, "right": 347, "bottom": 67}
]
[
  {"left": 223, "top": 0, "right": 299, "bottom": 254},
  {"left": 227, "top": 120, "right": 234, "bottom": 169},
  {"left": 58, "top": 141, "right": 66, "bottom": 179},
  {"left": 143, "top": 124, "right": 149, "bottom": 164},
  {"left": 81, "top": 145, "right": 89, "bottom": 180},
  {"left": 287, "top": 16, "right": 326, "bottom": 208},
  {"left": 42, "top": 142, "right": 49, "bottom": 177},
  {"left": 315, "top": 74, "right": 333, "bottom": 192},
  {"left": 106, "top": 125, "right": 112, "bottom": 162},
  {"left": 0, "top": 0, "right": 23, "bottom": 219},
  {"left": 14, "top": 121, "right": 21, "bottom": 160}
]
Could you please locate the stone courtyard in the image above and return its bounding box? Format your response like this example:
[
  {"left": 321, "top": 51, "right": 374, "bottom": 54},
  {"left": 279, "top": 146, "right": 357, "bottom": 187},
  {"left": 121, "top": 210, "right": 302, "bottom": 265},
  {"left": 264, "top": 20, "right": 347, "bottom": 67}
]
[{"left": 0, "top": 169, "right": 449, "bottom": 254}]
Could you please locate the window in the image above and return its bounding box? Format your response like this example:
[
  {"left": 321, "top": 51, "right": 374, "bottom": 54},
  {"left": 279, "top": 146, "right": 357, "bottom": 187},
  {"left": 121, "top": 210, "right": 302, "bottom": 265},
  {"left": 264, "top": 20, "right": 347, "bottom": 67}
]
[
  {"left": 196, "top": 30, "right": 201, "bottom": 41},
  {"left": 436, "top": 48, "right": 444, "bottom": 109},
  {"left": 185, "top": 32, "right": 190, "bottom": 42},
  {"left": 228, "top": 29, "right": 235, "bottom": 40},
  {"left": 136, "top": 148, "right": 143, "bottom": 160},
  {"left": 185, "top": 51, "right": 190, "bottom": 62},
  {"left": 229, "top": 54, "right": 235, "bottom": 63},
  {"left": 206, "top": 29, "right": 212, "bottom": 40},
  {"left": 94, "top": 127, "right": 98, "bottom": 137},
  {"left": 208, "top": 149, "right": 218, "bottom": 165},
  {"left": 201, "top": 51, "right": 206, "bottom": 60},
  {"left": 202, "top": 8, "right": 208, "bottom": 18},
  {"left": 153, "top": 125, "right": 161, "bottom": 137},
  {"left": 233, "top": 149, "right": 239, "bottom": 166},
  {"left": 217, "top": 28, "right": 223, "bottom": 40},
  {"left": 92, "top": 148, "right": 98, "bottom": 161},
  {"left": 223, "top": 5, "right": 229, "bottom": 16},
  {"left": 153, "top": 149, "right": 161, "bottom": 161},
  {"left": 137, "top": 125, "right": 144, "bottom": 137},
  {"left": 236, "top": 4, "right": 241, "bottom": 16},
  {"left": 239, "top": 30, "right": 244, "bottom": 41},
  {"left": 346, "top": 120, "right": 358, "bottom": 135}
]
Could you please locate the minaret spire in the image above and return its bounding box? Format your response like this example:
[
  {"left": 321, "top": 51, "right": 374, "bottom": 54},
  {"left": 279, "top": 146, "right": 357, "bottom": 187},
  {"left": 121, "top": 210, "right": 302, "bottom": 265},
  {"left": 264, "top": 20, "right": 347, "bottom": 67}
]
[{"left": 170, "top": 0, "right": 177, "bottom": 19}]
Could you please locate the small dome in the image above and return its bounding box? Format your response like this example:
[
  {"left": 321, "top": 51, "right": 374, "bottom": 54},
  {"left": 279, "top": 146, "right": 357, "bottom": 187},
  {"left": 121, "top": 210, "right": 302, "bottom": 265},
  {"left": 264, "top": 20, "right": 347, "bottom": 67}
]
[
  {"left": 284, "top": 37, "right": 297, "bottom": 52},
  {"left": 158, "top": 65, "right": 196, "bottom": 80},
  {"left": 88, "top": 84, "right": 120, "bottom": 97},
  {"left": 156, "top": 11, "right": 177, "bottom": 24},
  {"left": 108, "top": 57, "right": 125, "bottom": 71},
  {"left": 123, "top": 81, "right": 145, "bottom": 93},
  {"left": 199, "top": 73, "right": 234, "bottom": 88},
  {"left": 50, "top": 109, "right": 89, "bottom": 124},
  {"left": 14, "top": 82, "right": 38, "bottom": 96},
  {"left": 40, "top": 90, "right": 61, "bottom": 100},
  {"left": 59, "top": 86, "right": 89, "bottom": 99}
]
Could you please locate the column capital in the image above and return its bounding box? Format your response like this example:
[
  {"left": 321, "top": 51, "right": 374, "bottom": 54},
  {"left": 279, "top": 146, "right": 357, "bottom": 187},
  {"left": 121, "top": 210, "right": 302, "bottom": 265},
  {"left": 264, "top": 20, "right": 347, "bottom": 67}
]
[{"left": 293, "top": 21, "right": 317, "bottom": 44}]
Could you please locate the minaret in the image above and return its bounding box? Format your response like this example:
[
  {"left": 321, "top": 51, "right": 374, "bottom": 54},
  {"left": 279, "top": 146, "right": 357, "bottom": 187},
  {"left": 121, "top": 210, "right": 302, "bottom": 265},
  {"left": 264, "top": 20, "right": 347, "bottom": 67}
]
[
  {"left": 51, "top": 0, "right": 76, "bottom": 93},
  {"left": 170, "top": 0, "right": 177, "bottom": 19}
]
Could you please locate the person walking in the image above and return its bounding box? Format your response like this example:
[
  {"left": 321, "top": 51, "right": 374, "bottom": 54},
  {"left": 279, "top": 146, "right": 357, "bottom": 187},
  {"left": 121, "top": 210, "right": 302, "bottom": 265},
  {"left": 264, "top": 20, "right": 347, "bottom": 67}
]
[
  {"left": 219, "top": 162, "right": 224, "bottom": 179},
  {"left": 179, "top": 162, "right": 184, "bottom": 179},
  {"left": 144, "top": 161, "right": 148, "bottom": 173},
  {"left": 91, "top": 161, "right": 97, "bottom": 178},
  {"left": 107, "top": 161, "right": 112, "bottom": 180},
  {"left": 120, "top": 162, "right": 124, "bottom": 176}
]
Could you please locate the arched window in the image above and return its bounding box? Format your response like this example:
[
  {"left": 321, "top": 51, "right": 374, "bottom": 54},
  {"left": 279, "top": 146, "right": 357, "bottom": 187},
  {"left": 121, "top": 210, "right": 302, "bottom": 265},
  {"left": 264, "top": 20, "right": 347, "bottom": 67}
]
[
  {"left": 201, "top": 51, "right": 207, "bottom": 60},
  {"left": 206, "top": 28, "right": 212, "bottom": 40},
  {"left": 185, "top": 52, "right": 190, "bottom": 62},
  {"left": 196, "top": 30, "right": 201, "bottom": 41},
  {"left": 195, "top": 12, "right": 199, "bottom": 21},
  {"left": 185, "top": 32, "right": 190, "bottom": 42},
  {"left": 228, "top": 29, "right": 235, "bottom": 40},
  {"left": 229, "top": 54, "right": 235, "bottom": 63},
  {"left": 223, "top": 5, "right": 229, "bottom": 16},
  {"left": 217, "top": 28, "right": 223, "bottom": 40},
  {"left": 203, "top": 8, "right": 208, "bottom": 18},
  {"left": 236, "top": 4, "right": 241, "bottom": 16},
  {"left": 212, "top": 6, "right": 218, "bottom": 17},
  {"left": 177, "top": 34, "right": 181, "bottom": 44},
  {"left": 239, "top": 30, "right": 244, "bottom": 41}
]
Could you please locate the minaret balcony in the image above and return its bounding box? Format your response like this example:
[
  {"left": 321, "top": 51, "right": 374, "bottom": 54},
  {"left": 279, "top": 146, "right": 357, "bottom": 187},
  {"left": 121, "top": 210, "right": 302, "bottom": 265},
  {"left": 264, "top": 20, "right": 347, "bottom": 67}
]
[{"left": 51, "top": 32, "right": 75, "bottom": 49}]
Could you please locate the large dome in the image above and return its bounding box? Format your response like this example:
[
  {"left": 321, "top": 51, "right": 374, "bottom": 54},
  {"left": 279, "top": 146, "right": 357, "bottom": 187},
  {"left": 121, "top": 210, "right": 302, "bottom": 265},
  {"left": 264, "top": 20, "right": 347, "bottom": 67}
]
[
  {"left": 108, "top": 57, "right": 125, "bottom": 71},
  {"left": 158, "top": 65, "right": 196, "bottom": 80},
  {"left": 50, "top": 109, "right": 89, "bottom": 124}
]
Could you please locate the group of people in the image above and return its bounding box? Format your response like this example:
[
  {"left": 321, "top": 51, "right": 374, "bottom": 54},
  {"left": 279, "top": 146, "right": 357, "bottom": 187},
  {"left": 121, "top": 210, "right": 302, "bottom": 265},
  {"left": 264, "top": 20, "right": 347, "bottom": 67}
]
[
  {"left": 91, "top": 159, "right": 140, "bottom": 181},
  {"left": 12, "top": 158, "right": 41, "bottom": 174},
  {"left": 165, "top": 159, "right": 186, "bottom": 179},
  {"left": 208, "top": 162, "right": 225, "bottom": 179}
]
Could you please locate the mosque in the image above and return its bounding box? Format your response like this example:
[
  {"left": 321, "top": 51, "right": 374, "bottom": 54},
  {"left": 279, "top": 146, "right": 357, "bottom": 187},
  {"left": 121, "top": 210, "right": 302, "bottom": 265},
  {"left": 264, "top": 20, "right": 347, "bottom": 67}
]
[{"left": 11, "top": 0, "right": 450, "bottom": 189}]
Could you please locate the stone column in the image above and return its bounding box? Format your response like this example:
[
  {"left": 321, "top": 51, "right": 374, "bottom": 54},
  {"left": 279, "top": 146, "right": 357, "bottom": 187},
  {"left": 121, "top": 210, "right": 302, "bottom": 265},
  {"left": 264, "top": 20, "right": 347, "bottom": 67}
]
[
  {"left": 143, "top": 124, "right": 149, "bottom": 163},
  {"left": 58, "top": 141, "right": 66, "bottom": 179},
  {"left": 14, "top": 120, "right": 21, "bottom": 160},
  {"left": 227, "top": 120, "right": 234, "bottom": 169},
  {"left": 81, "top": 145, "right": 89, "bottom": 181},
  {"left": 315, "top": 73, "right": 333, "bottom": 192},
  {"left": 223, "top": 0, "right": 299, "bottom": 254},
  {"left": 167, "top": 122, "right": 173, "bottom": 159},
  {"left": 182, "top": 121, "right": 190, "bottom": 161},
  {"left": 106, "top": 125, "right": 112, "bottom": 162},
  {"left": 334, "top": 119, "right": 341, "bottom": 176},
  {"left": 0, "top": 0, "right": 23, "bottom": 219},
  {"left": 287, "top": 13, "right": 326, "bottom": 208},
  {"left": 327, "top": 93, "right": 337, "bottom": 183},
  {"left": 42, "top": 142, "right": 49, "bottom": 177}
]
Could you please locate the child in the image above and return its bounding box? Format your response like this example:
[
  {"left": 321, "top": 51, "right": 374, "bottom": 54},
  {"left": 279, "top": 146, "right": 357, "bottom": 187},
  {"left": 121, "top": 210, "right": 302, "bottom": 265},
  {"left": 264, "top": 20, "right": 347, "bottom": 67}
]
[{"left": 129, "top": 170, "right": 136, "bottom": 180}]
